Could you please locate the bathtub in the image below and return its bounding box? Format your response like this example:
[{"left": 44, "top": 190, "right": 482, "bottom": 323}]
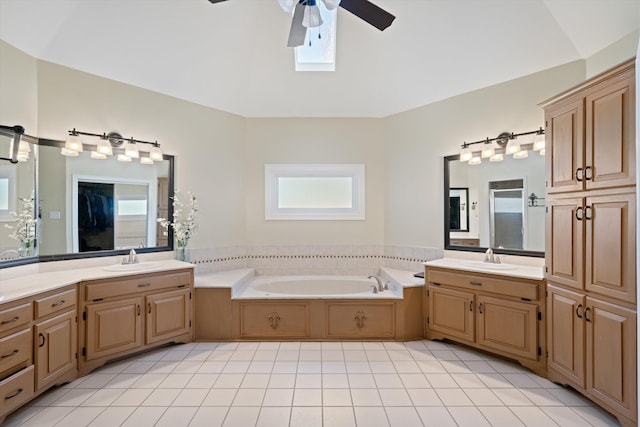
[{"left": 233, "top": 275, "right": 403, "bottom": 299}]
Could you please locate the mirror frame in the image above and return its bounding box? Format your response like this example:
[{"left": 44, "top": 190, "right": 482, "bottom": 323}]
[
  {"left": 443, "top": 154, "right": 544, "bottom": 258},
  {"left": 0, "top": 137, "right": 175, "bottom": 268}
]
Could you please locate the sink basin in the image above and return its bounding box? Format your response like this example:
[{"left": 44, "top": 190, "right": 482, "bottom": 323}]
[
  {"left": 103, "top": 261, "right": 162, "bottom": 272},
  {"left": 461, "top": 260, "right": 517, "bottom": 270}
]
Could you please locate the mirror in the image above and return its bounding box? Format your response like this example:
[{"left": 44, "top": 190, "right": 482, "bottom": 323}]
[
  {"left": 444, "top": 152, "right": 544, "bottom": 257},
  {"left": 36, "top": 140, "right": 174, "bottom": 259}
]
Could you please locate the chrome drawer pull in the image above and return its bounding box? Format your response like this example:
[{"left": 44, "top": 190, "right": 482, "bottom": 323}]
[
  {"left": 0, "top": 316, "right": 19, "bottom": 325},
  {"left": 51, "top": 300, "right": 66, "bottom": 307},
  {"left": 0, "top": 349, "right": 19, "bottom": 359},
  {"left": 5, "top": 388, "right": 23, "bottom": 400}
]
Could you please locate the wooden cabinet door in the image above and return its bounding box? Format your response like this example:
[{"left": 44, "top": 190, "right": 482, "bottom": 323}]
[
  {"left": 585, "top": 73, "right": 635, "bottom": 190},
  {"left": 146, "top": 289, "right": 191, "bottom": 345},
  {"left": 34, "top": 310, "right": 77, "bottom": 390},
  {"left": 239, "top": 302, "right": 310, "bottom": 338},
  {"left": 545, "top": 197, "right": 584, "bottom": 290},
  {"left": 584, "top": 192, "right": 636, "bottom": 303},
  {"left": 546, "top": 284, "right": 585, "bottom": 387},
  {"left": 585, "top": 297, "right": 637, "bottom": 420},
  {"left": 476, "top": 295, "right": 538, "bottom": 360},
  {"left": 326, "top": 302, "right": 395, "bottom": 339},
  {"left": 427, "top": 286, "right": 474, "bottom": 343},
  {"left": 545, "top": 97, "right": 584, "bottom": 194},
  {"left": 85, "top": 297, "right": 143, "bottom": 361}
]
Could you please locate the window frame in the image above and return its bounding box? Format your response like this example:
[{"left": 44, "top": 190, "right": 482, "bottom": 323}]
[{"left": 265, "top": 164, "right": 365, "bottom": 220}]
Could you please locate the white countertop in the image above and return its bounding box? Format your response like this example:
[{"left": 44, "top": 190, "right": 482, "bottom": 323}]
[
  {"left": 424, "top": 258, "right": 545, "bottom": 281},
  {"left": 0, "top": 259, "right": 194, "bottom": 304}
]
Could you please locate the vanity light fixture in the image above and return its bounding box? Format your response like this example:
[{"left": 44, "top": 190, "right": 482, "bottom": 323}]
[
  {"left": 64, "top": 129, "right": 163, "bottom": 164},
  {"left": 457, "top": 127, "right": 544, "bottom": 165}
]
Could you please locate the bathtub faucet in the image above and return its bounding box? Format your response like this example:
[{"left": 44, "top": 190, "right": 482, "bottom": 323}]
[{"left": 368, "top": 275, "right": 385, "bottom": 292}]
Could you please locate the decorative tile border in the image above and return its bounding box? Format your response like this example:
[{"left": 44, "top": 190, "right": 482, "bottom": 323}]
[{"left": 189, "top": 245, "right": 443, "bottom": 275}]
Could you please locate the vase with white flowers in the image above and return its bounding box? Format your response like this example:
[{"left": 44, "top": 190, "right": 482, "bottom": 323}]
[
  {"left": 157, "top": 190, "right": 198, "bottom": 262},
  {"left": 5, "top": 191, "right": 37, "bottom": 257}
]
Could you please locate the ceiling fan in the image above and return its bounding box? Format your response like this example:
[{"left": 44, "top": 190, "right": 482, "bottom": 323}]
[{"left": 208, "top": 0, "right": 395, "bottom": 47}]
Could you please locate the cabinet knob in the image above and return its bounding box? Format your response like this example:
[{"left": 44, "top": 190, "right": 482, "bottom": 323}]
[
  {"left": 584, "top": 166, "right": 593, "bottom": 180},
  {"left": 575, "top": 207, "right": 583, "bottom": 221},
  {"left": 576, "top": 168, "right": 584, "bottom": 182},
  {"left": 584, "top": 307, "right": 592, "bottom": 322},
  {"left": 478, "top": 303, "right": 484, "bottom": 314},
  {"left": 584, "top": 206, "right": 592, "bottom": 220},
  {"left": 38, "top": 333, "right": 45, "bottom": 347}
]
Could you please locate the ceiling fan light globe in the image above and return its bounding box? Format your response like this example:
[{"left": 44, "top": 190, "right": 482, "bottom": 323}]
[{"left": 302, "top": 4, "right": 323, "bottom": 27}]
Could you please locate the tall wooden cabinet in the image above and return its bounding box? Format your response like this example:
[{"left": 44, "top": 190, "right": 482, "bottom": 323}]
[{"left": 542, "top": 59, "right": 637, "bottom": 427}]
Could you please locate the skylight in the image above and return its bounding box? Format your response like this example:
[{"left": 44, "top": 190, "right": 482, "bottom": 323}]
[{"left": 294, "top": 6, "right": 337, "bottom": 72}]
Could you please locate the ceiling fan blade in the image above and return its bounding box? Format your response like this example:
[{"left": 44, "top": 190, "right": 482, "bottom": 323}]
[
  {"left": 338, "top": 0, "right": 395, "bottom": 31},
  {"left": 287, "top": 3, "right": 308, "bottom": 47}
]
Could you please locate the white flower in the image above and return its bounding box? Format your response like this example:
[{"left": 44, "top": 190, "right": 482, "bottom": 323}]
[
  {"left": 157, "top": 190, "right": 197, "bottom": 247},
  {"left": 5, "top": 191, "right": 36, "bottom": 249}
]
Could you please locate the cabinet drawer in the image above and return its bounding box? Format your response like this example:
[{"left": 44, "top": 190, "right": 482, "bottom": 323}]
[
  {"left": 35, "top": 289, "right": 76, "bottom": 319},
  {"left": 0, "top": 365, "right": 34, "bottom": 417},
  {"left": 240, "top": 302, "right": 309, "bottom": 338},
  {"left": 0, "top": 304, "right": 32, "bottom": 334},
  {"left": 428, "top": 269, "right": 538, "bottom": 301},
  {"left": 326, "top": 302, "right": 395, "bottom": 338},
  {"left": 85, "top": 271, "right": 191, "bottom": 301},
  {"left": 0, "top": 329, "right": 31, "bottom": 378}
]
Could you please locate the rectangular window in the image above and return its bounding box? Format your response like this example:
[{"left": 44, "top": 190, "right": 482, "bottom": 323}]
[
  {"left": 265, "top": 164, "right": 365, "bottom": 220},
  {"left": 294, "top": 5, "right": 337, "bottom": 72}
]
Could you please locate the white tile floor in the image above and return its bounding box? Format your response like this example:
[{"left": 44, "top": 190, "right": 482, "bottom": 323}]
[{"left": 4, "top": 340, "right": 620, "bottom": 427}]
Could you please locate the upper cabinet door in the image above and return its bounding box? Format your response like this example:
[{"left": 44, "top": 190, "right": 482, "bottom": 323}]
[
  {"left": 585, "top": 72, "right": 636, "bottom": 190},
  {"left": 545, "top": 97, "right": 584, "bottom": 194}
]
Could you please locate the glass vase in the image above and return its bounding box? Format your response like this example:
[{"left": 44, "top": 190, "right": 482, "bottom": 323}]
[{"left": 175, "top": 241, "right": 190, "bottom": 262}]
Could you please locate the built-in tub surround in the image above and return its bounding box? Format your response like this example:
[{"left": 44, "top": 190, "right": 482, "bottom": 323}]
[{"left": 194, "top": 267, "right": 424, "bottom": 341}]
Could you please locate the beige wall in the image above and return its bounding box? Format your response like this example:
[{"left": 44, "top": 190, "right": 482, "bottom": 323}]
[
  {"left": 0, "top": 34, "right": 637, "bottom": 255},
  {"left": 383, "top": 61, "right": 587, "bottom": 248},
  {"left": 36, "top": 61, "right": 247, "bottom": 249},
  {"left": 586, "top": 30, "right": 639, "bottom": 78},
  {"left": 244, "top": 118, "right": 385, "bottom": 245},
  {"left": 0, "top": 40, "right": 38, "bottom": 132}
]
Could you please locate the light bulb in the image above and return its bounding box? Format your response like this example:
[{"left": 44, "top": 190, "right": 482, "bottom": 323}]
[
  {"left": 513, "top": 150, "right": 529, "bottom": 159},
  {"left": 149, "top": 145, "right": 163, "bottom": 161},
  {"left": 506, "top": 138, "right": 521, "bottom": 155},
  {"left": 124, "top": 141, "right": 139, "bottom": 158},
  {"left": 533, "top": 133, "right": 545, "bottom": 151},
  {"left": 459, "top": 146, "right": 472, "bottom": 162},
  {"left": 65, "top": 135, "right": 83, "bottom": 152},
  {"left": 481, "top": 143, "right": 495, "bottom": 158},
  {"left": 97, "top": 139, "right": 113, "bottom": 155},
  {"left": 61, "top": 147, "right": 79, "bottom": 157},
  {"left": 91, "top": 151, "right": 107, "bottom": 160}
]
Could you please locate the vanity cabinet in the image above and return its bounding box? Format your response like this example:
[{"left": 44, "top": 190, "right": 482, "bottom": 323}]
[
  {"left": 543, "top": 59, "right": 637, "bottom": 427},
  {"left": 326, "top": 302, "right": 395, "bottom": 339},
  {"left": 425, "top": 267, "right": 545, "bottom": 375},
  {"left": 545, "top": 60, "right": 635, "bottom": 195},
  {"left": 79, "top": 269, "right": 194, "bottom": 375}
]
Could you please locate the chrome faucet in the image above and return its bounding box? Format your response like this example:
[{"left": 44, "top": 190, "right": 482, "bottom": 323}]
[
  {"left": 122, "top": 249, "right": 140, "bottom": 265},
  {"left": 368, "top": 275, "right": 384, "bottom": 292},
  {"left": 483, "top": 248, "right": 501, "bottom": 264}
]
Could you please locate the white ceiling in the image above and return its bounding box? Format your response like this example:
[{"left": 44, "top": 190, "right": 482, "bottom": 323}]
[{"left": 0, "top": 0, "right": 638, "bottom": 118}]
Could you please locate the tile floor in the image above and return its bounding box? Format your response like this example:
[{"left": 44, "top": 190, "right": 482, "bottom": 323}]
[{"left": 4, "top": 340, "right": 620, "bottom": 427}]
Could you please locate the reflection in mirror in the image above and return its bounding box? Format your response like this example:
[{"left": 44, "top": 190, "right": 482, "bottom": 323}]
[
  {"left": 37, "top": 141, "right": 173, "bottom": 257},
  {"left": 0, "top": 134, "right": 36, "bottom": 260},
  {"left": 445, "top": 151, "right": 544, "bottom": 257},
  {"left": 448, "top": 188, "right": 469, "bottom": 232}
]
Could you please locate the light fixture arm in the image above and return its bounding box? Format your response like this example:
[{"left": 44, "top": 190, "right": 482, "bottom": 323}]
[
  {"left": 459, "top": 127, "right": 544, "bottom": 150},
  {"left": 68, "top": 129, "right": 161, "bottom": 149}
]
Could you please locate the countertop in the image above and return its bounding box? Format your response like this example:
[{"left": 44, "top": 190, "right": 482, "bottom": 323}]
[
  {"left": 424, "top": 258, "right": 545, "bottom": 281},
  {"left": 0, "top": 259, "right": 194, "bottom": 304}
]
